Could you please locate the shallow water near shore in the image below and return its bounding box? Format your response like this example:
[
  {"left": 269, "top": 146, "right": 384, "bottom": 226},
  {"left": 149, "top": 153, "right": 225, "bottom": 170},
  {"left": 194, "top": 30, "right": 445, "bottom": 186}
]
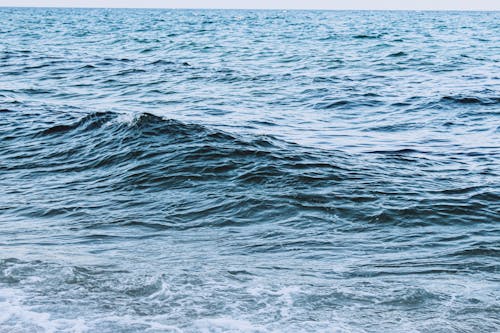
[{"left": 0, "top": 8, "right": 499, "bottom": 332}]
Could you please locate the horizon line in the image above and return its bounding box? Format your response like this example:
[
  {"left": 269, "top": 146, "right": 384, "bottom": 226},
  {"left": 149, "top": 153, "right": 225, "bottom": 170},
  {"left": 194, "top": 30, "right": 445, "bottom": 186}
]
[{"left": 1, "top": 6, "right": 499, "bottom": 11}]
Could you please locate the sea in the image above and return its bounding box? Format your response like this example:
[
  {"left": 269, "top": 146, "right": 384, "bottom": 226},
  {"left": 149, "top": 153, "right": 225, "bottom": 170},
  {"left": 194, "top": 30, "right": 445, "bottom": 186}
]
[{"left": 0, "top": 7, "right": 499, "bottom": 333}]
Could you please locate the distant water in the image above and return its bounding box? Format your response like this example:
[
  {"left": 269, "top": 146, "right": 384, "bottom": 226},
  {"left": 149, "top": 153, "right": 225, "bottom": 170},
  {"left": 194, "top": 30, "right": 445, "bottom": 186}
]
[{"left": 1, "top": 7, "right": 499, "bottom": 333}]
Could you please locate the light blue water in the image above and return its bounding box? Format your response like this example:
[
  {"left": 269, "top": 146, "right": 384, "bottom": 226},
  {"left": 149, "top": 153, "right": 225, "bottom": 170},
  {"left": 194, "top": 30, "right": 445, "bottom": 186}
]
[{"left": 0, "top": 8, "right": 499, "bottom": 333}]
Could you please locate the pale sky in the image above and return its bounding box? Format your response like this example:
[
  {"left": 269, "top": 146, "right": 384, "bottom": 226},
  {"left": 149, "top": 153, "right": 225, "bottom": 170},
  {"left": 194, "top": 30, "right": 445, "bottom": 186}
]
[{"left": 0, "top": 0, "right": 499, "bottom": 10}]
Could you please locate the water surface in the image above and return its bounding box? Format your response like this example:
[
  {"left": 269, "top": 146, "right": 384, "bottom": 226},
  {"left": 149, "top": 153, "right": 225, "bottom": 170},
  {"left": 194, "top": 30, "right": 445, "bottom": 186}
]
[{"left": 0, "top": 8, "right": 499, "bottom": 333}]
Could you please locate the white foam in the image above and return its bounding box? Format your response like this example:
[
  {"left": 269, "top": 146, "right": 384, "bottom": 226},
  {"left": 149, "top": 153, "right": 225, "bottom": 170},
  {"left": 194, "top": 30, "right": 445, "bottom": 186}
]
[
  {"left": 0, "top": 287, "right": 88, "bottom": 333},
  {"left": 115, "top": 111, "right": 139, "bottom": 126},
  {"left": 195, "top": 317, "right": 269, "bottom": 333}
]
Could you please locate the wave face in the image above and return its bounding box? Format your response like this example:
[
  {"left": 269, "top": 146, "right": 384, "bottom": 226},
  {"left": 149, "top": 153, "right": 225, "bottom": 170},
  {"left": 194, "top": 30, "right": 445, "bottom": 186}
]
[{"left": 1, "top": 8, "right": 499, "bottom": 333}]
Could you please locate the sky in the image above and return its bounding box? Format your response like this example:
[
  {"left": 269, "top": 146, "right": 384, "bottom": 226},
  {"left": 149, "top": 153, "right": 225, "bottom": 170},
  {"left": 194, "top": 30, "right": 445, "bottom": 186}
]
[{"left": 0, "top": 0, "right": 499, "bottom": 10}]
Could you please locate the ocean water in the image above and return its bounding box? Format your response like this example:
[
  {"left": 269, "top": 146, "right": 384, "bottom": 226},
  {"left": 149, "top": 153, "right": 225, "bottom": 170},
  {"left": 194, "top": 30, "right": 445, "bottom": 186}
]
[{"left": 0, "top": 7, "right": 499, "bottom": 332}]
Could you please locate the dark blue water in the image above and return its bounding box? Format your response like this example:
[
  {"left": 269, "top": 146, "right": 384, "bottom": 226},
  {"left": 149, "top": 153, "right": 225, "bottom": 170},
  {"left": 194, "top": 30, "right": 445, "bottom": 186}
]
[{"left": 1, "top": 8, "right": 499, "bottom": 333}]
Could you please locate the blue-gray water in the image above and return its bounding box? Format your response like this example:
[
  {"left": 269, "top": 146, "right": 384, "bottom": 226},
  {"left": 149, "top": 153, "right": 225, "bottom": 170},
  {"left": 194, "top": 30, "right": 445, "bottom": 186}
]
[{"left": 1, "top": 7, "right": 499, "bottom": 333}]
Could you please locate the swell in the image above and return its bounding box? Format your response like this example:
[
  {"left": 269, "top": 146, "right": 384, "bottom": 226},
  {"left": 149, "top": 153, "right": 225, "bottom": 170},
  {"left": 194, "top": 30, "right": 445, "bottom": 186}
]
[
  {"left": 1, "top": 111, "right": 497, "bottom": 232},
  {"left": 21, "top": 111, "right": 348, "bottom": 180},
  {"left": 0, "top": 111, "right": 355, "bottom": 229},
  {"left": 440, "top": 95, "right": 500, "bottom": 106}
]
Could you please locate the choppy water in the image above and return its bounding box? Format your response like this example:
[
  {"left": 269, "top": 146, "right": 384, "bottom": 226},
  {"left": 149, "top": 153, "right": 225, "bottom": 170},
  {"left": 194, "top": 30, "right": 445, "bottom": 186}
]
[{"left": 1, "top": 7, "right": 499, "bottom": 333}]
